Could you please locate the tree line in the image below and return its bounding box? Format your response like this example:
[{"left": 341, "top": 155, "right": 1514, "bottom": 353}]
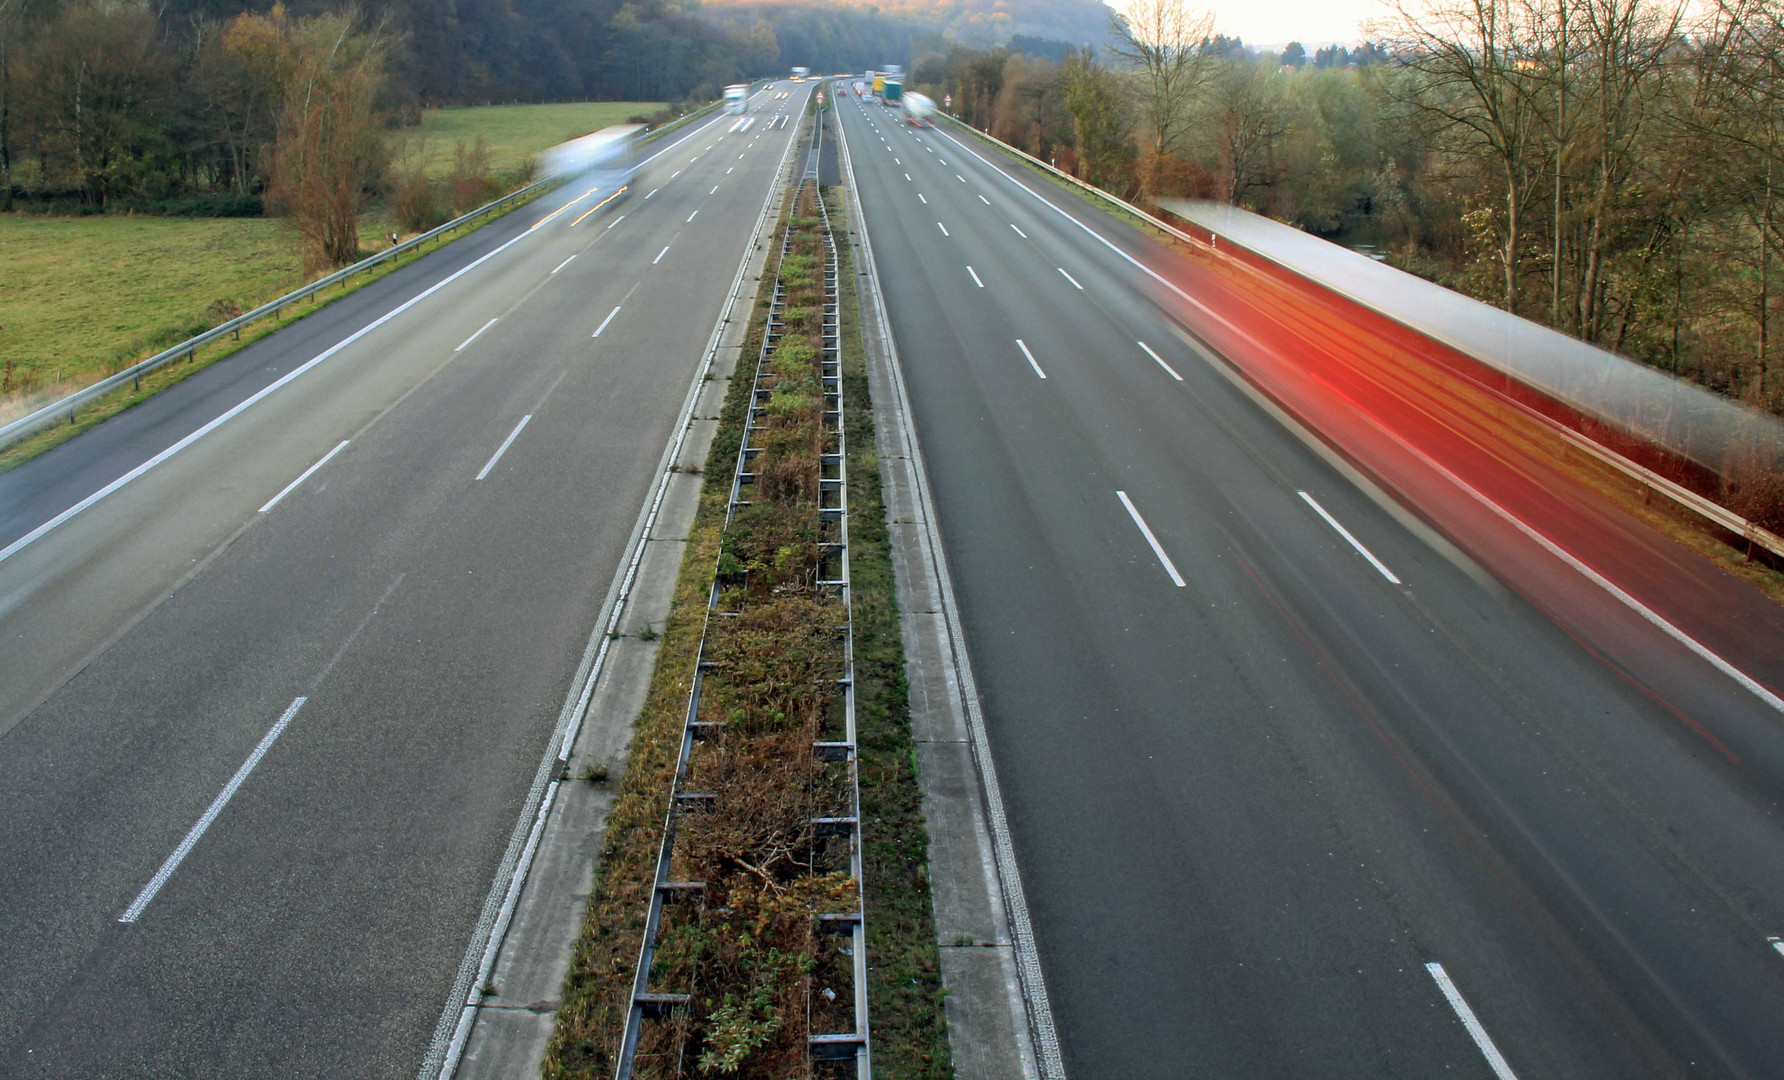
[
  {"left": 913, "top": 0, "right": 1784, "bottom": 417},
  {"left": 0, "top": 0, "right": 931, "bottom": 261}
]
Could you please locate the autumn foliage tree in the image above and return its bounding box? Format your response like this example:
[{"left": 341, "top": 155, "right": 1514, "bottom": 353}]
[{"left": 267, "top": 11, "right": 389, "bottom": 270}]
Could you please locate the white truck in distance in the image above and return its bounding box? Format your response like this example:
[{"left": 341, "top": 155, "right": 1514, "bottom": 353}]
[
  {"left": 902, "top": 91, "right": 936, "bottom": 125},
  {"left": 724, "top": 84, "right": 748, "bottom": 114},
  {"left": 790, "top": 66, "right": 809, "bottom": 81}
]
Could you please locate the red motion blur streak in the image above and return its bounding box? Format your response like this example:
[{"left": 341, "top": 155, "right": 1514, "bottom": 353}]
[{"left": 1144, "top": 235, "right": 1784, "bottom": 751}]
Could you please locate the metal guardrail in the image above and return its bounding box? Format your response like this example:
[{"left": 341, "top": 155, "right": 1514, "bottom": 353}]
[
  {"left": 941, "top": 114, "right": 1784, "bottom": 562},
  {"left": 0, "top": 93, "right": 747, "bottom": 455}
]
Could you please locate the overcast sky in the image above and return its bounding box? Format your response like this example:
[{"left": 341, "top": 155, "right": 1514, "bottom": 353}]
[{"left": 1194, "top": 0, "right": 1398, "bottom": 45}]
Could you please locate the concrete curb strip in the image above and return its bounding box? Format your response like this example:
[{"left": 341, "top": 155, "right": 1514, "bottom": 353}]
[{"left": 834, "top": 97, "right": 1064, "bottom": 1080}]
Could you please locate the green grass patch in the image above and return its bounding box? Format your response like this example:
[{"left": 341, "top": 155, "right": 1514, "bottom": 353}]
[
  {"left": 0, "top": 187, "right": 551, "bottom": 473},
  {"left": 397, "top": 101, "right": 667, "bottom": 177},
  {"left": 0, "top": 215, "right": 300, "bottom": 401}
]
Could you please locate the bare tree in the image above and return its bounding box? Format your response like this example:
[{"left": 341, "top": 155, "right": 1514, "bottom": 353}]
[
  {"left": 1107, "top": 0, "right": 1216, "bottom": 163},
  {"left": 1202, "top": 58, "right": 1287, "bottom": 206},
  {"left": 269, "top": 12, "right": 388, "bottom": 270},
  {"left": 1383, "top": 0, "right": 1545, "bottom": 313},
  {"left": 1569, "top": 0, "right": 1683, "bottom": 339},
  {"left": 1705, "top": 0, "right": 1783, "bottom": 396}
]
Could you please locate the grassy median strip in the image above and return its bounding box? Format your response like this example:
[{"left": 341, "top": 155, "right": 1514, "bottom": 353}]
[
  {"left": 547, "top": 185, "right": 814, "bottom": 1078},
  {"left": 547, "top": 176, "right": 951, "bottom": 1077}
]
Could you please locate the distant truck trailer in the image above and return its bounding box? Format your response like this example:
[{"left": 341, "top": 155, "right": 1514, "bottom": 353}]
[
  {"left": 724, "top": 84, "right": 748, "bottom": 114},
  {"left": 881, "top": 78, "right": 902, "bottom": 105},
  {"left": 871, "top": 73, "right": 885, "bottom": 98},
  {"left": 902, "top": 90, "right": 935, "bottom": 124},
  {"left": 791, "top": 66, "right": 809, "bottom": 81},
  {"left": 539, "top": 124, "right": 642, "bottom": 202}
]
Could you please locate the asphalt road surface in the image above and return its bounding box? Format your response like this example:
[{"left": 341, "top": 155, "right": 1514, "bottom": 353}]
[
  {"left": 837, "top": 90, "right": 1784, "bottom": 1079},
  {"left": 0, "top": 82, "right": 810, "bottom": 1078}
]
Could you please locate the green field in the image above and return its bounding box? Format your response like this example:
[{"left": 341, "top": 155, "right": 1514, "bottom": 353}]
[
  {"left": 1, "top": 100, "right": 662, "bottom": 422},
  {"left": 0, "top": 214, "right": 302, "bottom": 398},
  {"left": 396, "top": 101, "right": 666, "bottom": 176}
]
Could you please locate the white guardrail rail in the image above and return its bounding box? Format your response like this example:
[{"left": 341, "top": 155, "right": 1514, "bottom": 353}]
[
  {"left": 938, "top": 114, "right": 1784, "bottom": 562},
  {"left": 0, "top": 96, "right": 737, "bottom": 454}
]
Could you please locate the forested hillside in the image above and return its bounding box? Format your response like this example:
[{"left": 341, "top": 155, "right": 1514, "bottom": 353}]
[
  {"left": 151, "top": 0, "right": 924, "bottom": 103},
  {"left": 705, "top": 0, "right": 1114, "bottom": 50},
  {"left": 0, "top": 0, "right": 934, "bottom": 218}
]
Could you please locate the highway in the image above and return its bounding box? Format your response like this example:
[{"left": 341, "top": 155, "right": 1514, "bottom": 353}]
[
  {"left": 0, "top": 81, "right": 811, "bottom": 1077},
  {"left": 836, "top": 89, "right": 1784, "bottom": 1079}
]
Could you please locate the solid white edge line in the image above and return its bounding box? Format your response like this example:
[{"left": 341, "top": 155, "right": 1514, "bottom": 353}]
[
  {"left": 937, "top": 221, "right": 949, "bottom": 236},
  {"left": 1117, "top": 490, "right": 1187, "bottom": 588},
  {"left": 1016, "top": 338, "right": 1047, "bottom": 379},
  {"left": 967, "top": 265, "right": 984, "bottom": 288},
  {"left": 592, "top": 305, "right": 622, "bottom": 338},
  {"left": 1425, "top": 962, "right": 1520, "bottom": 1080},
  {"left": 654, "top": 245, "right": 670, "bottom": 265},
  {"left": 550, "top": 255, "right": 576, "bottom": 275},
  {"left": 1416, "top": 433, "right": 1784, "bottom": 713},
  {"left": 425, "top": 93, "right": 810, "bottom": 1080},
  {"left": 455, "top": 317, "right": 499, "bottom": 352},
  {"left": 475, "top": 415, "right": 532, "bottom": 480},
  {"left": 833, "top": 100, "right": 1063, "bottom": 1080},
  {"left": 1137, "top": 340, "right": 1183, "bottom": 381},
  {"left": 933, "top": 118, "right": 1784, "bottom": 717},
  {"left": 259, "top": 440, "right": 350, "bottom": 513},
  {"left": 1299, "top": 490, "right": 1403, "bottom": 585},
  {"left": 120, "top": 695, "right": 308, "bottom": 922},
  {"left": 1058, "top": 267, "right": 1083, "bottom": 290}
]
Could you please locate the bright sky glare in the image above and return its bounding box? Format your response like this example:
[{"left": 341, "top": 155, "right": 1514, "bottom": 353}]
[{"left": 1192, "top": 0, "right": 1399, "bottom": 45}]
